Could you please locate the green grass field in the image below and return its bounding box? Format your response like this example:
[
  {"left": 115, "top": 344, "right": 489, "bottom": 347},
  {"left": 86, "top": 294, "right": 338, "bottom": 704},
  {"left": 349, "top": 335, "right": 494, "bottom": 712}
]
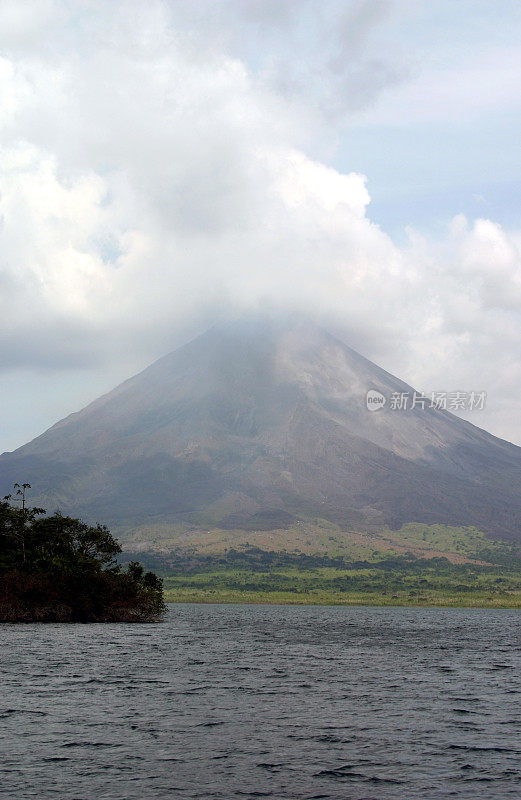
[{"left": 163, "top": 564, "right": 521, "bottom": 608}]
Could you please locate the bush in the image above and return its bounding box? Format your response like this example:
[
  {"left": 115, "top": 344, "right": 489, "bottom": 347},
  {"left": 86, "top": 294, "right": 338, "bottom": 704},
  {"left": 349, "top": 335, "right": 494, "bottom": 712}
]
[{"left": 0, "top": 491, "right": 166, "bottom": 623}]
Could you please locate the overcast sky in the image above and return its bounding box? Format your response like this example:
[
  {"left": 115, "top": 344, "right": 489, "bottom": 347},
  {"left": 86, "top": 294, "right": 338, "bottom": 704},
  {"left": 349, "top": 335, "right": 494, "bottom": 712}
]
[{"left": 1, "top": 0, "right": 521, "bottom": 450}]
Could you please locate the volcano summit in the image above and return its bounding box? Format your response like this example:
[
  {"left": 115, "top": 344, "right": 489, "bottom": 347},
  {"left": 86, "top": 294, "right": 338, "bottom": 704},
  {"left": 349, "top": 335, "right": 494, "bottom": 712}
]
[{"left": 2, "top": 316, "right": 521, "bottom": 544}]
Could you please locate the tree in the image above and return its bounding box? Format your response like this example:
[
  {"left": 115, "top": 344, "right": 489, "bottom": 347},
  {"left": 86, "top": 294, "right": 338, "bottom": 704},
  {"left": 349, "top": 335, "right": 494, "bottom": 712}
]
[
  {"left": 0, "top": 485, "right": 165, "bottom": 623},
  {"left": 2, "top": 484, "right": 44, "bottom": 564}
]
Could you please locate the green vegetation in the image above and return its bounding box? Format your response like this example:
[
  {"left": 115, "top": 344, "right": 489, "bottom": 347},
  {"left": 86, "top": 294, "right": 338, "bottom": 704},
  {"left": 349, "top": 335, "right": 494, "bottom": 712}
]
[
  {"left": 379, "top": 522, "right": 520, "bottom": 562},
  {"left": 161, "top": 559, "right": 521, "bottom": 608},
  {"left": 120, "top": 517, "right": 521, "bottom": 566},
  {"left": 119, "top": 518, "right": 521, "bottom": 608},
  {"left": 0, "top": 485, "right": 165, "bottom": 622}
]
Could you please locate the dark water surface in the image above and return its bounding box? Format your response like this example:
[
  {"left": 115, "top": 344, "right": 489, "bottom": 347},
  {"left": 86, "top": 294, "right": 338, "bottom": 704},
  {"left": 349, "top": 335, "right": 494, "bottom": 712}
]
[{"left": 1, "top": 604, "right": 521, "bottom": 799}]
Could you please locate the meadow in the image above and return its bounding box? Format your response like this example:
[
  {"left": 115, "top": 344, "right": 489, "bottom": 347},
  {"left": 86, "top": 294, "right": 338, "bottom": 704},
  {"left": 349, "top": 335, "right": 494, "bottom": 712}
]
[{"left": 163, "top": 562, "right": 521, "bottom": 608}]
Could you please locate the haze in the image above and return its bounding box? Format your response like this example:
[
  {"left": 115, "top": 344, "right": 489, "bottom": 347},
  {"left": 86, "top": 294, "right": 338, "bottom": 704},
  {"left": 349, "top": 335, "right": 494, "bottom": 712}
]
[{"left": 1, "top": 0, "right": 521, "bottom": 451}]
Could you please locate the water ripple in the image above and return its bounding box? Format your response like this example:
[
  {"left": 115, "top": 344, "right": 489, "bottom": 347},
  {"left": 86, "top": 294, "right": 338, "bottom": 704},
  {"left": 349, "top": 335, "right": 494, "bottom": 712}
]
[{"left": 1, "top": 605, "right": 521, "bottom": 799}]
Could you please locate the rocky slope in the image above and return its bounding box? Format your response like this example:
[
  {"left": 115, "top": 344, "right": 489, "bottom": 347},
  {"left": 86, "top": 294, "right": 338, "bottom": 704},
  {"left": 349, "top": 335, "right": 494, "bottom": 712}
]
[{"left": 2, "top": 315, "right": 521, "bottom": 542}]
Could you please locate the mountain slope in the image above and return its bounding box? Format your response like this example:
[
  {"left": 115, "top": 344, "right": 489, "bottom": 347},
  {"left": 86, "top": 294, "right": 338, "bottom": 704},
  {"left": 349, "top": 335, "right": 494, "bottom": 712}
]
[{"left": 2, "top": 315, "right": 521, "bottom": 542}]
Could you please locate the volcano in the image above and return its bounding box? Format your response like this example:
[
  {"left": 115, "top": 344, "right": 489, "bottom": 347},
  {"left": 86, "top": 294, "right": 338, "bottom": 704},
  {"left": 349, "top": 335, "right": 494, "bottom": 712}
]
[{"left": 2, "top": 315, "right": 521, "bottom": 542}]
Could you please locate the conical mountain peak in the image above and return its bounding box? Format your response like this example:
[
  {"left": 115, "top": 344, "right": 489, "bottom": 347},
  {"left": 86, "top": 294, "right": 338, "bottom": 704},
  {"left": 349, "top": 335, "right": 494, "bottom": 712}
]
[{"left": 1, "top": 314, "right": 521, "bottom": 541}]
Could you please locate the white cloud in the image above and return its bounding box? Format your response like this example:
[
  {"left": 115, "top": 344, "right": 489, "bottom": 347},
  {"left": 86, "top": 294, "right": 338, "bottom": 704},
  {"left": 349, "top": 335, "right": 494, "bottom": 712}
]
[{"left": 0, "top": 0, "right": 521, "bottom": 449}]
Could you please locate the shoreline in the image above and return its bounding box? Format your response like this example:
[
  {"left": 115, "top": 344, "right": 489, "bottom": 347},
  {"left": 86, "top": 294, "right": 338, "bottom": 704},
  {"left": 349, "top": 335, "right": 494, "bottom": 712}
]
[{"left": 164, "top": 590, "right": 521, "bottom": 609}]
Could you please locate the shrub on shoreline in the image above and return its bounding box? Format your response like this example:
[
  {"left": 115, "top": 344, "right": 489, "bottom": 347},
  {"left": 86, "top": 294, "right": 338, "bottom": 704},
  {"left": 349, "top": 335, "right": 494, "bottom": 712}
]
[{"left": 0, "top": 490, "right": 165, "bottom": 623}]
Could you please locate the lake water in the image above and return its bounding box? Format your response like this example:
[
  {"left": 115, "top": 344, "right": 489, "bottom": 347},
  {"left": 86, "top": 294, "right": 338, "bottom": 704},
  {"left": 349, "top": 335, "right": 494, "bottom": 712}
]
[{"left": 1, "top": 604, "right": 520, "bottom": 799}]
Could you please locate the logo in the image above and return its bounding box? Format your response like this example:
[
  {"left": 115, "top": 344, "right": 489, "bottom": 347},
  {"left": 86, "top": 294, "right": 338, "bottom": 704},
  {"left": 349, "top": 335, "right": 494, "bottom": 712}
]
[
  {"left": 364, "top": 389, "right": 487, "bottom": 412},
  {"left": 366, "top": 389, "right": 386, "bottom": 411}
]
